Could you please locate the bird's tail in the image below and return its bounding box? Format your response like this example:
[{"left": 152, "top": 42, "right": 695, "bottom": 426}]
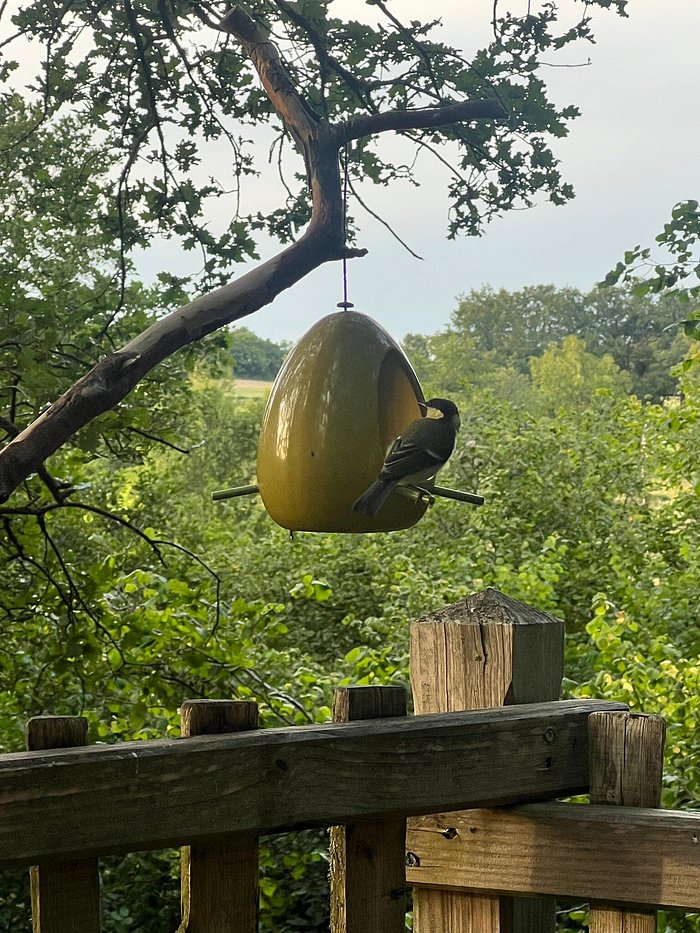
[{"left": 352, "top": 479, "right": 397, "bottom": 517}]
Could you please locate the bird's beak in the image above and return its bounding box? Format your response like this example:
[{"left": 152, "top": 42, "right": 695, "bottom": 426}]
[{"left": 417, "top": 400, "right": 428, "bottom": 415}]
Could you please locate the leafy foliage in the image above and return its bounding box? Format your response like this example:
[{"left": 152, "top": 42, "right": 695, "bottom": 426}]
[
  {"left": 1, "top": 0, "right": 628, "bottom": 288},
  {"left": 228, "top": 327, "right": 289, "bottom": 380},
  {"left": 2, "top": 337, "right": 700, "bottom": 928},
  {"left": 404, "top": 283, "right": 689, "bottom": 402},
  {"left": 0, "top": 96, "right": 231, "bottom": 686},
  {"left": 5, "top": 2, "right": 700, "bottom": 930},
  {"left": 605, "top": 200, "right": 700, "bottom": 302},
  {"left": 604, "top": 200, "right": 700, "bottom": 371},
  {"left": 529, "top": 334, "right": 631, "bottom": 411},
  {"left": 0, "top": 93, "right": 221, "bottom": 460},
  {"left": 3, "top": 249, "right": 700, "bottom": 930},
  {"left": 2, "top": 125, "right": 698, "bottom": 925}
]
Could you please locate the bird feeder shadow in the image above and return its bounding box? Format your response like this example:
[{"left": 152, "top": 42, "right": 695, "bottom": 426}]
[{"left": 212, "top": 311, "right": 483, "bottom": 532}]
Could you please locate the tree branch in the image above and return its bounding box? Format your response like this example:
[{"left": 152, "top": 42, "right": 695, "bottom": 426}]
[
  {"left": 268, "top": 0, "right": 377, "bottom": 113},
  {"left": 219, "top": 5, "right": 320, "bottom": 151},
  {"left": 348, "top": 178, "right": 424, "bottom": 260},
  {"left": 0, "top": 5, "right": 509, "bottom": 504},
  {"left": 342, "top": 99, "right": 508, "bottom": 143}
]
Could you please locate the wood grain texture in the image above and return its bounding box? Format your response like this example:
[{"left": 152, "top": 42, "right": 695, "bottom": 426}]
[
  {"left": 588, "top": 712, "right": 666, "bottom": 933},
  {"left": 330, "top": 686, "right": 408, "bottom": 933},
  {"left": 26, "top": 717, "right": 101, "bottom": 933},
  {"left": 25, "top": 717, "right": 88, "bottom": 752},
  {"left": 180, "top": 700, "right": 259, "bottom": 933},
  {"left": 414, "top": 888, "right": 501, "bottom": 930},
  {"left": 0, "top": 700, "right": 624, "bottom": 868},
  {"left": 588, "top": 712, "right": 666, "bottom": 808},
  {"left": 410, "top": 588, "right": 564, "bottom": 933},
  {"left": 405, "top": 803, "right": 700, "bottom": 910}
]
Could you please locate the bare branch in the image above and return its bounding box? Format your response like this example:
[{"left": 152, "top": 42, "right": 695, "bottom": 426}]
[
  {"left": 219, "top": 5, "right": 320, "bottom": 150},
  {"left": 269, "top": 0, "right": 377, "bottom": 112},
  {"left": 125, "top": 425, "right": 192, "bottom": 454},
  {"left": 370, "top": 0, "right": 445, "bottom": 101},
  {"left": 348, "top": 178, "right": 424, "bottom": 261},
  {"left": 342, "top": 99, "right": 507, "bottom": 143}
]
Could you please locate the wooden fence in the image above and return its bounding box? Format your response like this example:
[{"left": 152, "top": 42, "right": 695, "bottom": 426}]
[{"left": 3, "top": 589, "right": 699, "bottom": 932}]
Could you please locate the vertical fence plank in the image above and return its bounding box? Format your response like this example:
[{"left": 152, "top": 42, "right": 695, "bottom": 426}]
[
  {"left": 588, "top": 712, "right": 666, "bottom": 933},
  {"left": 410, "top": 588, "right": 564, "bottom": 933},
  {"left": 26, "top": 716, "right": 101, "bottom": 933},
  {"left": 179, "top": 699, "right": 259, "bottom": 933},
  {"left": 329, "top": 685, "right": 408, "bottom": 933}
]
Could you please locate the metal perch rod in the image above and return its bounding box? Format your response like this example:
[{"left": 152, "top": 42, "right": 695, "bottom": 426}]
[
  {"left": 430, "top": 484, "right": 484, "bottom": 506},
  {"left": 211, "top": 483, "right": 483, "bottom": 506},
  {"left": 211, "top": 484, "right": 260, "bottom": 501},
  {"left": 396, "top": 484, "right": 484, "bottom": 507}
]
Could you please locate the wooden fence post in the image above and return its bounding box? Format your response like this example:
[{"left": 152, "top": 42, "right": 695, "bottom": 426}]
[
  {"left": 179, "top": 699, "right": 259, "bottom": 933},
  {"left": 409, "top": 588, "right": 564, "bottom": 933},
  {"left": 329, "top": 685, "right": 408, "bottom": 933},
  {"left": 588, "top": 711, "right": 666, "bottom": 933},
  {"left": 26, "top": 716, "right": 101, "bottom": 933}
]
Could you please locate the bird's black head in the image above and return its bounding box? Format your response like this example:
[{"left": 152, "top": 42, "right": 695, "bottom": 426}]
[{"left": 425, "top": 397, "right": 460, "bottom": 420}]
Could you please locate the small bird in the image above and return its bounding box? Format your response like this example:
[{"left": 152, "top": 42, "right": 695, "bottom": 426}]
[{"left": 352, "top": 397, "right": 461, "bottom": 517}]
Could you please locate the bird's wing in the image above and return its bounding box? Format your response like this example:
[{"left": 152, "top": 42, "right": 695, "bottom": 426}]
[
  {"left": 379, "top": 435, "right": 444, "bottom": 482},
  {"left": 383, "top": 417, "right": 456, "bottom": 476}
]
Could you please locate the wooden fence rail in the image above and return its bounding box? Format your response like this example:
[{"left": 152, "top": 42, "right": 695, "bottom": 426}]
[
  {"left": 2, "top": 699, "right": 618, "bottom": 868},
  {"left": 2, "top": 589, "right": 697, "bottom": 932},
  {"left": 588, "top": 711, "right": 666, "bottom": 933},
  {"left": 406, "top": 802, "right": 700, "bottom": 911},
  {"left": 26, "top": 717, "right": 101, "bottom": 933},
  {"left": 15, "top": 699, "right": 700, "bottom": 933},
  {"left": 179, "top": 699, "right": 260, "bottom": 933},
  {"left": 329, "top": 685, "right": 408, "bottom": 933}
]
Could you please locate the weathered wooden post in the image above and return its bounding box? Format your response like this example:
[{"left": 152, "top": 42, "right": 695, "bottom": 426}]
[
  {"left": 329, "top": 685, "right": 408, "bottom": 933},
  {"left": 409, "top": 588, "right": 564, "bottom": 933},
  {"left": 588, "top": 711, "right": 666, "bottom": 933},
  {"left": 179, "top": 699, "right": 259, "bottom": 933},
  {"left": 26, "top": 716, "right": 101, "bottom": 933}
]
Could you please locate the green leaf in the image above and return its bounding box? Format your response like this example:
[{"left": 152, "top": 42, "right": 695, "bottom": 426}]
[{"left": 682, "top": 319, "right": 700, "bottom": 340}]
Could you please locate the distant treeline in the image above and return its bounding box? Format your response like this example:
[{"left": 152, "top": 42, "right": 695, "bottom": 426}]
[
  {"left": 234, "top": 284, "right": 690, "bottom": 402},
  {"left": 229, "top": 327, "right": 291, "bottom": 381},
  {"left": 403, "top": 283, "right": 689, "bottom": 405}
]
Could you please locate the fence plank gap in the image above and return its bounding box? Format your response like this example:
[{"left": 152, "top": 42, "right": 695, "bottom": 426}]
[
  {"left": 588, "top": 711, "right": 666, "bottom": 933},
  {"left": 179, "top": 699, "right": 259, "bottom": 933},
  {"left": 410, "top": 587, "right": 564, "bottom": 933},
  {"left": 330, "top": 686, "right": 408, "bottom": 933},
  {"left": 26, "top": 716, "right": 101, "bottom": 933}
]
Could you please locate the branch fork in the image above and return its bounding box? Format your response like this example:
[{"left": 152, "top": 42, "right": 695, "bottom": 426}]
[{"left": 0, "top": 4, "right": 506, "bottom": 503}]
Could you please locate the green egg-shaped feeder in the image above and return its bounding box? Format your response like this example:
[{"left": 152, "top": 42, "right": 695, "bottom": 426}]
[{"left": 256, "top": 310, "right": 428, "bottom": 532}]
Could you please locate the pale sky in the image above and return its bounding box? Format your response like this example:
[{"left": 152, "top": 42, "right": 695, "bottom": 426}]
[
  {"left": 5, "top": 1, "right": 698, "bottom": 344},
  {"left": 224, "top": 0, "right": 700, "bottom": 343}
]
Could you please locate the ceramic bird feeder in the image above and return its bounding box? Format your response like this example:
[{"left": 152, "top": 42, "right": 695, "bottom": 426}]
[
  {"left": 212, "top": 310, "right": 484, "bottom": 532},
  {"left": 256, "top": 310, "right": 430, "bottom": 532}
]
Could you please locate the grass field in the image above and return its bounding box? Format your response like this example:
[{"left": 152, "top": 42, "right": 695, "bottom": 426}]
[{"left": 234, "top": 378, "right": 273, "bottom": 397}]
